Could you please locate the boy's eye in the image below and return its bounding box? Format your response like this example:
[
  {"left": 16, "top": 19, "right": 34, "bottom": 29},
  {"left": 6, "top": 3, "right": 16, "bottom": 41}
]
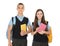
[
  {"left": 18, "top": 6, "right": 20, "bottom": 9},
  {"left": 18, "top": 7, "right": 23, "bottom": 9},
  {"left": 21, "top": 7, "right": 23, "bottom": 9}
]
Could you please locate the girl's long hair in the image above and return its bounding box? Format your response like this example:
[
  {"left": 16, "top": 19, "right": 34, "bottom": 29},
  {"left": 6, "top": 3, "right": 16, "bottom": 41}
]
[{"left": 34, "top": 9, "right": 47, "bottom": 30}]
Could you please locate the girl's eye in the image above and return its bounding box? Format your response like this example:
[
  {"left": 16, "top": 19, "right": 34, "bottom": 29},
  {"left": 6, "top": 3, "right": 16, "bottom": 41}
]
[
  {"left": 37, "top": 13, "right": 39, "bottom": 15},
  {"left": 37, "top": 13, "right": 42, "bottom": 15},
  {"left": 40, "top": 13, "right": 43, "bottom": 15}
]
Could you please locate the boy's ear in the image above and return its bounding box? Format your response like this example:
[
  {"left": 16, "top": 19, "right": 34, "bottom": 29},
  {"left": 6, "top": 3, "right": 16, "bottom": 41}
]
[
  {"left": 23, "top": 7, "right": 24, "bottom": 10},
  {"left": 16, "top": 7, "right": 18, "bottom": 10}
]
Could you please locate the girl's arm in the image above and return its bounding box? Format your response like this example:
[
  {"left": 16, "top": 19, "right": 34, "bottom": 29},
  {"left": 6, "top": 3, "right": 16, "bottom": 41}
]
[
  {"left": 44, "top": 29, "right": 50, "bottom": 35},
  {"left": 31, "top": 27, "right": 39, "bottom": 35},
  {"left": 38, "top": 28, "right": 50, "bottom": 35},
  {"left": 31, "top": 30, "right": 37, "bottom": 35}
]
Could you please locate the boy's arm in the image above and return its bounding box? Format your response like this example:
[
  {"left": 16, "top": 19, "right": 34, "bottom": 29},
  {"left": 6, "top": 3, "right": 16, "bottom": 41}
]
[
  {"left": 26, "top": 19, "right": 32, "bottom": 34},
  {"left": 8, "top": 25, "right": 12, "bottom": 42},
  {"left": 20, "top": 19, "right": 32, "bottom": 36},
  {"left": 27, "top": 26, "right": 32, "bottom": 34},
  {"left": 7, "top": 18, "right": 14, "bottom": 46},
  {"left": 8, "top": 18, "right": 13, "bottom": 42},
  {"left": 8, "top": 25, "right": 13, "bottom": 46}
]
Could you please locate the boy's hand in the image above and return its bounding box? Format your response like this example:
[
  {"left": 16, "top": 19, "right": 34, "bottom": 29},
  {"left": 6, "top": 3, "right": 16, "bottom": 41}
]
[
  {"left": 20, "top": 30, "right": 27, "bottom": 36},
  {"left": 8, "top": 41, "right": 12, "bottom": 46}
]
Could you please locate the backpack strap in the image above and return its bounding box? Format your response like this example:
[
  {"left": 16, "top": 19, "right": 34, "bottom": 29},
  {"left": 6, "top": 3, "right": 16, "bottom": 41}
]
[
  {"left": 12, "top": 17, "right": 14, "bottom": 26},
  {"left": 12, "top": 16, "right": 16, "bottom": 25}
]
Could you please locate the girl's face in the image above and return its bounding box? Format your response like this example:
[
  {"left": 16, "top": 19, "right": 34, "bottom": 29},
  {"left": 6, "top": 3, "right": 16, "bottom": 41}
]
[{"left": 36, "top": 11, "right": 43, "bottom": 20}]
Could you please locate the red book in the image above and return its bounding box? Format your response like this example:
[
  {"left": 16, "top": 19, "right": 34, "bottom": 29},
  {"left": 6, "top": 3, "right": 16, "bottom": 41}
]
[{"left": 37, "top": 23, "right": 47, "bottom": 32}]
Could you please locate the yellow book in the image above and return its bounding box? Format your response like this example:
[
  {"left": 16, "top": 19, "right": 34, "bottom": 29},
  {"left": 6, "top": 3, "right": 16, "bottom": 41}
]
[{"left": 21, "top": 24, "right": 26, "bottom": 32}]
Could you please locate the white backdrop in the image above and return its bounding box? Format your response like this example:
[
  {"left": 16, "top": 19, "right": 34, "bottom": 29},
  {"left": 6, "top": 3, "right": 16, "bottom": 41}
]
[{"left": 0, "top": 0, "right": 60, "bottom": 46}]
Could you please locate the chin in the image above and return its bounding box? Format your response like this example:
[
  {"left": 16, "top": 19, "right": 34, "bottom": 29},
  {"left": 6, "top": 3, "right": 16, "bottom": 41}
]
[{"left": 19, "top": 12, "right": 22, "bottom": 13}]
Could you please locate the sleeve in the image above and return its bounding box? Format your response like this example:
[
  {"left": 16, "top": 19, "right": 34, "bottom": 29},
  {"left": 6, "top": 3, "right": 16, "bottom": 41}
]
[
  {"left": 6, "top": 17, "right": 13, "bottom": 39},
  {"left": 27, "top": 19, "right": 32, "bottom": 27},
  {"left": 8, "top": 18, "right": 13, "bottom": 26},
  {"left": 8, "top": 17, "right": 16, "bottom": 26},
  {"left": 47, "top": 23, "right": 50, "bottom": 30}
]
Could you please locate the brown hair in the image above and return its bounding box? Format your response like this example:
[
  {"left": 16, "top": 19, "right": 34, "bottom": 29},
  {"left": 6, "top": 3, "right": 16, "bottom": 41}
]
[
  {"left": 34, "top": 9, "right": 47, "bottom": 30},
  {"left": 17, "top": 3, "right": 24, "bottom": 7}
]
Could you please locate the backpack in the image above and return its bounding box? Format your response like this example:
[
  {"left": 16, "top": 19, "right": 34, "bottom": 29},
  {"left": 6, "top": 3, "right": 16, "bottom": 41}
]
[
  {"left": 6, "top": 17, "right": 14, "bottom": 40},
  {"left": 48, "top": 27, "right": 52, "bottom": 43}
]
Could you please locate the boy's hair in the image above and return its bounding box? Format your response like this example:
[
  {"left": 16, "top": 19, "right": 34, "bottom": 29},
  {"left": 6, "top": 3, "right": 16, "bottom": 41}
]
[{"left": 17, "top": 3, "right": 24, "bottom": 7}]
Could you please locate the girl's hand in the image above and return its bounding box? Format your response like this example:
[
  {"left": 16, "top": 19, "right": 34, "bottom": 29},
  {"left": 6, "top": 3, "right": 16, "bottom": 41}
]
[
  {"left": 36, "top": 27, "right": 39, "bottom": 31},
  {"left": 31, "top": 30, "right": 37, "bottom": 35},
  {"left": 38, "top": 31, "right": 45, "bottom": 35}
]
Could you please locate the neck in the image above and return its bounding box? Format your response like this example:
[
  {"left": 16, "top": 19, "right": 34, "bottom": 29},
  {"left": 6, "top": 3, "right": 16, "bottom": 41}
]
[
  {"left": 38, "top": 19, "right": 41, "bottom": 21},
  {"left": 18, "top": 13, "right": 23, "bottom": 16}
]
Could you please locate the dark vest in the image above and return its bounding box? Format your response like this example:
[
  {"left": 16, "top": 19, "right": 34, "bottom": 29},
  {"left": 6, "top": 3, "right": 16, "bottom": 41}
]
[
  {"left": 32, "top": 22, "right": 48, "bottom": 42},
  {"left": 12, "top": 16, "right": 28, "bottom": 39}
]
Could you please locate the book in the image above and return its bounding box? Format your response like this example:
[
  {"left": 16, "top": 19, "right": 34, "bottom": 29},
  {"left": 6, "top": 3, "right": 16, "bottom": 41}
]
[
  {"left": 21, "top": 24, "right": 26, "bottom": 32},
  {"left": 37, "top": 23, "right": 47, "bottom": 32}
]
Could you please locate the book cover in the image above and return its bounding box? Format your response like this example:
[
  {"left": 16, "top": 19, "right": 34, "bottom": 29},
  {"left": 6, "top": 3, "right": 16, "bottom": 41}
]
[
  {"left": 21, "top": 24, "right": 26, "bottom": 32},
  {"left": 37, "top": 23, "right": 47, "bottom": 32}
]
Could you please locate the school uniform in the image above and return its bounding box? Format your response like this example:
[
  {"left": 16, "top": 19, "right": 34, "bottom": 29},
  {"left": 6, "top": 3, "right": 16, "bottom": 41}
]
[
  {"left": 32, "top": 20, "right": 50, "bottom": 46},
  {"left": 8, "top": 15, "right": 31, "bottom": 46}
]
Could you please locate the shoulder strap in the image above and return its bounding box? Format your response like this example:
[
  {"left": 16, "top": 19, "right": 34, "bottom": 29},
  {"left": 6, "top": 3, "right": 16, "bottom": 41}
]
[
  {"left": 12, "top": 16, "right": 17, "bottom": 25},
  {"left": 45, "top": 21, "right": 48, "bottom": 25},
  {"left": 32, "top": 22, "right": 34, "bottom": 25},
  {"left": 12, "top": 17, "right": 13, "bottom": 25}
]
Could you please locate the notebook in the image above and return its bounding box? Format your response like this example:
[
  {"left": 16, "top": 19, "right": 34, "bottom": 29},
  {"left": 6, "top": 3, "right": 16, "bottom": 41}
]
[
  {"left": 37, "top": 23, "right": 47, "bottom": 32},
  {"left": 21, "top": 24, "right": 26, "bottom": 32}
]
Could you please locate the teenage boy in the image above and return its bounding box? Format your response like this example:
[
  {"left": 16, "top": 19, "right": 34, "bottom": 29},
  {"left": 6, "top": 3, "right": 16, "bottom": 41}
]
[{"left": 8, "top": 3, "right": 32, "bottom": 46}]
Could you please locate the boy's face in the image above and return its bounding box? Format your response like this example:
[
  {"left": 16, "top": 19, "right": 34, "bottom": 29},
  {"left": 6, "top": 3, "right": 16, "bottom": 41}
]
[{"left": 17, "top": 5, "right": 24, "bottom": 14}]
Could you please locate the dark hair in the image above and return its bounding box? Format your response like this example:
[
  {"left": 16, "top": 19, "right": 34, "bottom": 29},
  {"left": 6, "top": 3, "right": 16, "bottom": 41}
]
[
  {"left": 17, "top": 3, "right": 24, "bottom": 7},
  {"left": 34, "top": 9, "right": 47, "bottom": 30}
]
